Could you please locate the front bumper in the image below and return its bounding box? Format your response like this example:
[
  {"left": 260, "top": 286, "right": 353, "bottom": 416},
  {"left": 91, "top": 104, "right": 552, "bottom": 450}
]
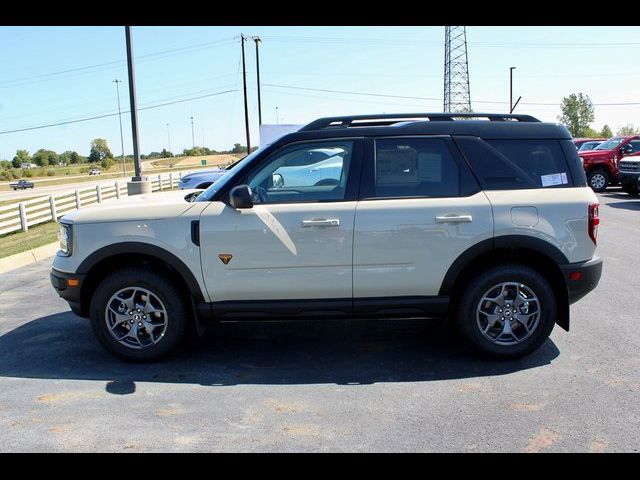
[
  {"left": 560, "top": 256, "right": 603, "bottom": 304},
  {"left": 50, "top": 268, "right": 86, "bottom": 316},
  {"left": 620, "top": 171, "right": 640, "bottom": 186}
]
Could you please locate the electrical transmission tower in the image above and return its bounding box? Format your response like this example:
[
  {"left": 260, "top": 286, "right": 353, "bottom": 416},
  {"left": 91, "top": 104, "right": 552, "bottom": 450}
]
[{"left": 443, "top": 26, "right": 472, "bottom": 113}]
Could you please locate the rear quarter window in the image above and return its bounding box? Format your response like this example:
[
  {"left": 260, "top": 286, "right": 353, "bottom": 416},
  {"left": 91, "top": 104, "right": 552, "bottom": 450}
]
[{"left": 454, "top": 137, "right": 576, "bottom": 190}]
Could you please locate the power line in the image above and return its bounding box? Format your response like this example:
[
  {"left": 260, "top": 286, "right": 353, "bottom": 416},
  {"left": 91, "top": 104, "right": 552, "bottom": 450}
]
[
  {"left": 262, "top": 83, "right": 640, "bottom": 107},
  {"left": 0, "top": 89, "right": 236, "bottom": 135}
]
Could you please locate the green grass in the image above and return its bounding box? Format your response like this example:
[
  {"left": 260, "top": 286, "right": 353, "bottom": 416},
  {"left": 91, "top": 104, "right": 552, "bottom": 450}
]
[{"left": 0, "top": 221, "right": 59, "bottom": 259}]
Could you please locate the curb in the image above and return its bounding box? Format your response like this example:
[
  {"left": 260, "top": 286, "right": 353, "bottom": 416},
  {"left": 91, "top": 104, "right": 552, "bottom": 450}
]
[{"left": 0, "top": 241, "right": 59, "bottom": 274}]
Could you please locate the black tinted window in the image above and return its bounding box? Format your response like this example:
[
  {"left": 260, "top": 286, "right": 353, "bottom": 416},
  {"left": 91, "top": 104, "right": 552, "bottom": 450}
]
[
  {"left": 455, "top": 137, "right": 573, "bottom": 189},
  {"left": 374, "top": 138, "right": 460, "bottom": 198}
]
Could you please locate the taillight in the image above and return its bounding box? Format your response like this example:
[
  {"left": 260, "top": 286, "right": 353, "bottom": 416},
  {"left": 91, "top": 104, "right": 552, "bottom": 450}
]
[{"left": 589, "top": 203, "right": 600, "bottom": 245}]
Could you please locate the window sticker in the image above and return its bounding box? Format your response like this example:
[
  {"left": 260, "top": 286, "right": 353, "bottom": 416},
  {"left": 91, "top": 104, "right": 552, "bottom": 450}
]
[{"left": 541, "top": 172, "right": 568, "bottom": 187}]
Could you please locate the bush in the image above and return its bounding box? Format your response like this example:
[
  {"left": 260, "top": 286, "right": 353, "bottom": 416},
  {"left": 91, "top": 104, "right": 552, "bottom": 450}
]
[
  {"left": 12, "top": 169, "right": 22, "bottom": 179},
  {"left": 65, "top": 170, "right": 71, "bottom": 175},
  {"left": 101, "top": 158, "right": 114, "bottom": 170},
  {"left": 46, "top": 169, "right": 56, "bottom": 176},
  {"left": 79, "top": 167, "right": 89, "bottom": 174},
  {"left": 23, "top": 169, "right": 33, "bottom": 178}
]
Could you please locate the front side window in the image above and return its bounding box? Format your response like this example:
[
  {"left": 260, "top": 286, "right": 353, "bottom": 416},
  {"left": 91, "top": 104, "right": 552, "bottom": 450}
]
[
  {"left": 595, "top": 137, "right": 624, "bottom": 151},
  {"left": 246, "top": 141, "right": 354, "bottom": 204},
  {"left": 627, "top": 139, "right": 640, "bottom": 152},
  {"left": 374, "top": 138, "right": 460, "bottom": 198}
]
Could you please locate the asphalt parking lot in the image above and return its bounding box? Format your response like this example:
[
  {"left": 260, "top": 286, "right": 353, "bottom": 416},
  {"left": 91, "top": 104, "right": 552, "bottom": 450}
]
[{"left": 0, "top": 188, "right": 638, "bottom": 452}]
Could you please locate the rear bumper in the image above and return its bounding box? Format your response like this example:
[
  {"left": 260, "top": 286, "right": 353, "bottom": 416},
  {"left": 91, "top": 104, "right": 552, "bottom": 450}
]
[
  {"left": 50, "top": 268, "right": 86, "bottom": 316},
  {"left": 560, "top": 257, "right": 603, "bottom": 304}
]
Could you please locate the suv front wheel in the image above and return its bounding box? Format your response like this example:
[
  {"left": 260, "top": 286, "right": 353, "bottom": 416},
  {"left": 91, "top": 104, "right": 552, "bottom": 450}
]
[
  {"left": 89, "top": 267, "right": 189, "bottom": 362},
  {"left": 455, "top": 264, "right": 557, "bottom": 359},
  {"left": 587, "top": 169, "right": 609, "bottom": 192}
]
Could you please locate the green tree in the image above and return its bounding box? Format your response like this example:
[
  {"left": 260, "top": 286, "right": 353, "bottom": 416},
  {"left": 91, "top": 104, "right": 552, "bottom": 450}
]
[
  {"left": 12, "top": 149, "right": 30, "bottom": 168},
  {"left": 600, "top": 124, "right": 613, "bottom": 138},
  {"left": 160, "top": 148, "right": 173, "bottom": 158},
  {"left": 60, "top": 150, "right": 81, "bottom": 165},
  {"left": 88, "top": 138, "right": 113, "bottom": 163},
  {"left": 558, "top": 93, "right": 595, "bottom": 137},
  {"left": 616, "top": 123, "right": 639, "bottom": 136},
  {"left": 101, "top": 158, "right": 114, "bottom": 170},
  {"left": 231, "top": 143, "right": 246, "bottom": 154},
  {"left": 70, "top": 151, "right": 81, "bottom": 164},
  {"left": 32, "top": 149, "right": 59, "bottom": 167}
]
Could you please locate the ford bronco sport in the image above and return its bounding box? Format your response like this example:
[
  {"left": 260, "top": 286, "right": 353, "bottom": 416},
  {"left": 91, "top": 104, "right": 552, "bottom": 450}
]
[{"left": 50, "top": 113, "right": 603, "bottom": 362}]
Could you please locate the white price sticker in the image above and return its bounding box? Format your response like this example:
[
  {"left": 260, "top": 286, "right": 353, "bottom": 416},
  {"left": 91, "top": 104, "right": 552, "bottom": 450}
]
[{"left": 541, "top": 172, "right": 568, "bottom": 187}]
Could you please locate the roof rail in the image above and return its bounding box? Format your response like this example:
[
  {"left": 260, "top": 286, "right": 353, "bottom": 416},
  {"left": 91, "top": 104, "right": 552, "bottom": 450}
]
[{"left": 299, "top": 113, "right": 541, "bottom": 131}]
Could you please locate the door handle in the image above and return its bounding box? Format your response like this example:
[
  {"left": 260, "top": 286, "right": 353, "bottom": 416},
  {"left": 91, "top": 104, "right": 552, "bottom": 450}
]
[
  {"left": 301, "top": 218, "right": 340, "bottom": 227},
  {"left": 435, "top": 214, "right": 473, "bottom": 223}
]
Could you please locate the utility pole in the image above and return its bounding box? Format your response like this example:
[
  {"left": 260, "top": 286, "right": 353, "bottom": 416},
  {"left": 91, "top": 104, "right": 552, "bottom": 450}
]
[
  {"left": 443, "top": 26, "right": 472, "bottom": 112},
  {"left": 252, "top": 36, "right": 262, "bottom": 125},
  {"left": 509, "top": 66, "right": 522, "bottom": 113},
  {"left": 202, "top": 128, "right": 205, "bottom": 148},
  {"left": 166, "top": 123, "right": 171, "bottom": 154},
  {"left": 276, "top": 106, "right": 279, "bottom": 124},
  {"left": 241, "top": 34, "right": 251, "bottom": 152},
  {"left": 190, "top": 116, "right": 195, "bottom": 148},
  {"left": 112, "top": 79, "right": 126, "bottom": 176},
  {"left": 125, "top": 26, "right": 149, "bottom": 194}
]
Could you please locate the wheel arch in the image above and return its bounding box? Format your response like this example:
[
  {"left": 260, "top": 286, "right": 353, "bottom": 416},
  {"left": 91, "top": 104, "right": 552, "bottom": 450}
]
[
  {"left": 76, "top": 242, "right": 205, "bottom": 319},
  {"left": 439, "top": 236, "right": 570, "bottom": 331}
]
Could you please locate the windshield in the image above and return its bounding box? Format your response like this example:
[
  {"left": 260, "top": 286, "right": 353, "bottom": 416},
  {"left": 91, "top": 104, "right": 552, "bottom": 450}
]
[
  {"left": 578, "top": 142, "right": 601, "bottom": 152},
  {"left": 594, "top": 137, "right": 624, "bottom": 151},
  {"left": 196, "top": 144, "right": 271, "bottom": 202}
]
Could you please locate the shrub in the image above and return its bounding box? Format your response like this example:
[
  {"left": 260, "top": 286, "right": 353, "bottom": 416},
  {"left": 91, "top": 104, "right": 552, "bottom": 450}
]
[
  {"left": 23, "top": 169, "right": 33, "bottom": 178},
  {"left": 46, "top": 169, "right": 56, "bottom": 176},
  {"left": 101, "top": 158, "right": 114, "bottom": 170}
]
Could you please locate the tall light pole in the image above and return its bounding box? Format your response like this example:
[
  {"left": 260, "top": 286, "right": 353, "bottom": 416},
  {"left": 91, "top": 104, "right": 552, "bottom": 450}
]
[
  {"left": 276, "top": 106, "right": 279, "bottom": 124},
  {"left": 240, "top": 34, "right": 251, "bottom": 152},
  {"left": 166, "top": 122, "right": 171, "bottom": 154},
  {"left": 509, "top": 66, "right": 522, "bottom": 113},
  {"left": 252, "top": 36, "right": 262, "bottom": 125},
  {"left": 125, "top": 26, "right": 142, "bottom": 181},
  {"left": 112, "top": 79, "right": 126, "bottom": 176},
  {"left": 190, "top": 116, "right": 195, "bottom": 148}
]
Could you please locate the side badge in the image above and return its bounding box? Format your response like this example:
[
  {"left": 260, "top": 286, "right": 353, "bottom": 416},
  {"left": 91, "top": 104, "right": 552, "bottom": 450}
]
[{"left": 218, "top": 254, "right": 233, "bottom": 265}]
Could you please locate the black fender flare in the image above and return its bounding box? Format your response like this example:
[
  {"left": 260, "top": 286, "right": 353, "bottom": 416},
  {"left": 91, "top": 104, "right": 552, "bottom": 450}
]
[
  {"left": 77, "top": 242, "right": 205, "bottom": 304},
  {"left": 439, "top": 235, "right": 569, "bottom": 295}
]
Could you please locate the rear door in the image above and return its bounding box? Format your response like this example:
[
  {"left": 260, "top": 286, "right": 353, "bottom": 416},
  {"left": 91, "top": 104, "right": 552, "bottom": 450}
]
[{"left": 353, "top": 136, "right": 493, "bottom": 306}]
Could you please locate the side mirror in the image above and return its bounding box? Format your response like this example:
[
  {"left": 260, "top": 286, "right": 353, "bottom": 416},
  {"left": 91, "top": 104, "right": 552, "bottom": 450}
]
[
  {"left": 229, "top": 185, "right": 253, "bottom": 209},
  {"left": 272, "top": 173, "right": 284, "bottom": 188},
  {"left": 621, "top": 144, "right": 634, "bottom": 155}
]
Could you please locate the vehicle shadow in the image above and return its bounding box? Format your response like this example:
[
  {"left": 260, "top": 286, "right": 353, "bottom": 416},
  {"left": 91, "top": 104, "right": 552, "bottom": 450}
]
[
  {"left": 0, "top": 311, "right": 560, "bottom": 393},
  {"left": 603, "top": 200, "right": 640, "bottom": 211}
]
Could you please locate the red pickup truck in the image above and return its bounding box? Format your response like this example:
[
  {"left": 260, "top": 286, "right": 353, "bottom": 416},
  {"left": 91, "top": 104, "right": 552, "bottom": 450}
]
[{"left": 578, "top": 135, "right": 640, "bottom": 192}]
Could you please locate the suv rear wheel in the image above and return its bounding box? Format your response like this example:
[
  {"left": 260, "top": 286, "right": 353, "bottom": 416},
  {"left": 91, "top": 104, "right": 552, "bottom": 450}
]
[
  {"left": 89, "top": 267, "right": 189, "bottom": 362},
  {"left": 587, "top": 169, "right": 609, "bottom": 192},
  {"left": 455, "top": 264, "right": 556, "bottom": 359}
]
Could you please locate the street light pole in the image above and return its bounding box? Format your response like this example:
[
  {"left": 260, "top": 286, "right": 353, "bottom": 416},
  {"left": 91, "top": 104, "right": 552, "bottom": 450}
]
[
  {"left": 113, "top": 79, "right": 126, "bottom": 176},
  {"left": 240, "top": 34, "right": 251, "bottom": 152},
  {"left": 510, "top": 67, "right": 515, "bottom": 113},
  {"left": 252, "top": 36, "right": 262, "bottom": 125},
  {"left": 276, "top": 106, "right": 279, "bottom": 124},
  {"left": 190, "top": 116, "right": 195, "bottom": 148},
  {"left": 166, "top": 123, "right": 171, "bottom": 154},
  {"left": 125, "top": 26, "right": 142, "bottom": 180}
]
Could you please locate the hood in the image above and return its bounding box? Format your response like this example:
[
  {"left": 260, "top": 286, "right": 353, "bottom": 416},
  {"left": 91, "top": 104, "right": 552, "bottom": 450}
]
[
  {"left": 181, "top": 169, "right": 225, "bottom": 179},
  {"left": 580, "top": 149, "right": 613, "bottom": 158},
  {"left": 61, "top": 188, "right": 202, "bottom": 224}
]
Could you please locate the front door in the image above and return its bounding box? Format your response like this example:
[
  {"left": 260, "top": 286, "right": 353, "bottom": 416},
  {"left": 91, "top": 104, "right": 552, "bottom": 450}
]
[{"left": 199, "top": 139, "right": 363, "bottom": 308}]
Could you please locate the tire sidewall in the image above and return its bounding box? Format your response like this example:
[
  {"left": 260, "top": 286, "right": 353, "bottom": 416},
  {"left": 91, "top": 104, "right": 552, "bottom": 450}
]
[
  {"left": 588, "top": 169, "right": 609, "bottom": 192},
  {"left": 456, "top": 265, "right": 557, "bottom": 359},
  {"left": 89, "top": 268, "right": 188, "bottom": 362}
]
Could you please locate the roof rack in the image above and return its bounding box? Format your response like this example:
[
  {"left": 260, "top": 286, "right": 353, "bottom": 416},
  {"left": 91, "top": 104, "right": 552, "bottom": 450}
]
[{"left": 299, "top": 113, "right": 541, "bottom": 131}]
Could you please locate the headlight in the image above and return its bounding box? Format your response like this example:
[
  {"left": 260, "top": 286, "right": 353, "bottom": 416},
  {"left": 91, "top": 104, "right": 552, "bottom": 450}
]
[{"left": 58, "top": 223, "right": 72, "bottom": 256}]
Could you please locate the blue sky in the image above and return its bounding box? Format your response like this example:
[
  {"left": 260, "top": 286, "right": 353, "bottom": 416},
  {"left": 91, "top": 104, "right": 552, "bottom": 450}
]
[{"left": 1, "top": 25, "right": 640, "bottom": 160}]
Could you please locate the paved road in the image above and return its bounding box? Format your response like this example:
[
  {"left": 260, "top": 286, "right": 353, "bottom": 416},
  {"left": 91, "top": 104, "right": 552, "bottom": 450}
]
[{"left": 0, "top": 189, "right": 638, "bottom": 452}]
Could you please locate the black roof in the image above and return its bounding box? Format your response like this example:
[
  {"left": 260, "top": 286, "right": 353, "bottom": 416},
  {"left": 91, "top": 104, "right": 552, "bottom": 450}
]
[{"left": 275, "top": 113, "right": 572, "bottom": 145}]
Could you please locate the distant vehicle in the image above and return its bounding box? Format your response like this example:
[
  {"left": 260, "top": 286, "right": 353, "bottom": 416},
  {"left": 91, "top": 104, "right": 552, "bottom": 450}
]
[
  {"left": 20, "top": 163, "right": 38, "bottom": 169},
  {"left": 179, "top": 159, "right": 243, "bottom": 190},
  {"left": 618, "top": 151, "right": 640, "bottom": 196},
  {"left": 88, "top": 169, "right": 102, "bottom": 176},
  {"left": 10, "top": 179, "right": 34, "bottom": 190},
  {"left": 577, "top": 141, "right": 604, "bottom": 153},
  {"left": 574, "top": 138, "right": 606, "bottom": 150},
  {"left": 579, "top": 135, "right": 640, "bottom": 192}
]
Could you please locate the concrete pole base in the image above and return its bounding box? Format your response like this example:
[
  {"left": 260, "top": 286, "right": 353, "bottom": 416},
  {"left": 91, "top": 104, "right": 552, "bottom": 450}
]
[{"left": 127, "top": 176, "right": 152, "bottom": 195}]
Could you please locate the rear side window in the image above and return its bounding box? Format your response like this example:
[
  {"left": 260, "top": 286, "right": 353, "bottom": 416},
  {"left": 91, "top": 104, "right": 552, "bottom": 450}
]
[
  {"left": 454, "top": 137, "right": 575, "bottom": 190},
  {"left": 374, "top": 138, "right": 460, "bottom": 198}
]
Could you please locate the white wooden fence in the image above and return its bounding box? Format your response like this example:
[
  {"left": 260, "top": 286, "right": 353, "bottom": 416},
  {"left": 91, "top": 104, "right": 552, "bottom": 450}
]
[{"left": 0, "top": 171, "right": 191, "bottom": 236}]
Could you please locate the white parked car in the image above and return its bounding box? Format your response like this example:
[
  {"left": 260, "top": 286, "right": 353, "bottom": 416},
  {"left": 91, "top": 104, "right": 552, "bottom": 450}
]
[
  {"left": 50, "top": 113, "right": 602, "bottom": 362},
  {"left": 88, "top": 169, "right": 101, "bottom": 176}
]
